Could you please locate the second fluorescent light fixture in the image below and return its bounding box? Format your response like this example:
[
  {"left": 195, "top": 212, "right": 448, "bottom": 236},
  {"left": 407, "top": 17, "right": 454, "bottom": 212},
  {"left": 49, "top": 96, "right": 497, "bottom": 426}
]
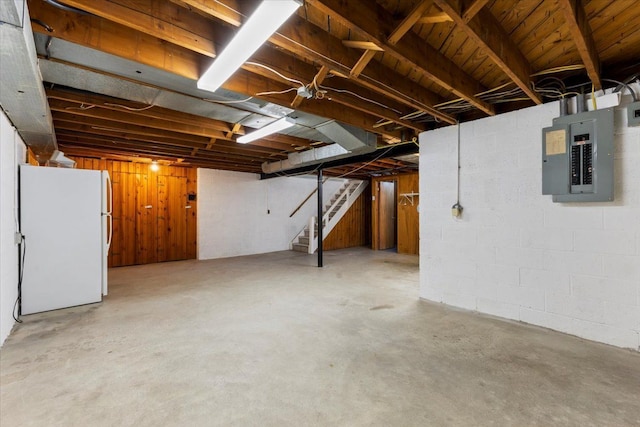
[
  {"left": 237, "top": 117, "right": 296, "bottom": 144},
  {"left": 197, "top": 0, "right": 302, "bottom": 93}
]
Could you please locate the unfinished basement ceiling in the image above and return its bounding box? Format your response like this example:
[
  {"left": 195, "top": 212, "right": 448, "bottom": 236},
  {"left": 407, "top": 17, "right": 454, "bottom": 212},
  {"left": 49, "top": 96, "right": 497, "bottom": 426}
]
[{"left": 17, "top": 0, "right": 640, "bottom": 176}]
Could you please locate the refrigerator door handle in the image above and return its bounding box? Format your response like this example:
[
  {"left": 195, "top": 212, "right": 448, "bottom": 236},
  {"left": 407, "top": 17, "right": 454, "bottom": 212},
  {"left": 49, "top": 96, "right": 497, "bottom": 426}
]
[
  {"left": 106, "top": 172, "right": 113, "bottom": 214},
  {"left": 102, "top": 171, "right": 113, "bottom": 250},
  {"left": 107, "top": 213, "right": 113, "bottom": 250},
  {"left": 106, "top": 171, "right": 113, "bottom": 249}
]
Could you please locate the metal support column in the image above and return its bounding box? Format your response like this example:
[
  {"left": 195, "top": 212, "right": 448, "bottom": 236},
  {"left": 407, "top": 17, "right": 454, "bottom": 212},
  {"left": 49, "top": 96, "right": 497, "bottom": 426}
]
[{"left": 317, "top": 169, "right": 323, "bottom": 267}]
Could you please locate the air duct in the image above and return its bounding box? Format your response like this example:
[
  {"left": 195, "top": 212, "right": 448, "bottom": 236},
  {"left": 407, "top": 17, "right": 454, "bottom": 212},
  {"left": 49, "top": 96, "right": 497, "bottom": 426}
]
[
  {"left": 0, "top": 0, "right": 57, "bottom": 158},
  {"left": 261, "top": 121, "right": 377, "bottom": 174},
  {"left": 46, "top": 149, "right": 76, "bottom": 167}
]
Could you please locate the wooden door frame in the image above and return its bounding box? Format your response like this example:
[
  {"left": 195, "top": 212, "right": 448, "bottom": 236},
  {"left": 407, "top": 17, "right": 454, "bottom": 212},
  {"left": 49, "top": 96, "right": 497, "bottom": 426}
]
[{"left": 371, "top": 177, "right": 398, "bottom": 250}]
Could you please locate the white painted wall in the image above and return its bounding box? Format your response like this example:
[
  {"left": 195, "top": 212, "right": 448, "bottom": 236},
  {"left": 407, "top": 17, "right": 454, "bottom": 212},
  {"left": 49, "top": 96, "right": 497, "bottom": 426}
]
[
  {"left": 0, "top": 108, "right": 26, "bottom": 346},
  {"left": 419, "top": 95, "right": 640, "bottom": 350},
  {"left": 197, "top": 168, "right": 345, "bottom": 259}
]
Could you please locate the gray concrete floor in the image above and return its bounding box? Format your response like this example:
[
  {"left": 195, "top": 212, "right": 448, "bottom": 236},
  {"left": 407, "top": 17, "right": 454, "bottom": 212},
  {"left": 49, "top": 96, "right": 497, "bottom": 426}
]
[{"left": 1, "top": 247, "right": 639, "bottom": 426}]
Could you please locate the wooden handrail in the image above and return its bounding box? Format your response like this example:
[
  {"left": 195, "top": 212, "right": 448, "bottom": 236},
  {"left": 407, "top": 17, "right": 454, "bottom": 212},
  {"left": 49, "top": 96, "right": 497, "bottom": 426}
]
[{"left": 289, "top": 177, "right": 330, "bottom": 217}]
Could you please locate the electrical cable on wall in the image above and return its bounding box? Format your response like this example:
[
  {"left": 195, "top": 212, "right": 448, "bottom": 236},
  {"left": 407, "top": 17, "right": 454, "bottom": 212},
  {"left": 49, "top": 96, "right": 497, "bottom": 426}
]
[
  {"left": 13, "top": 235, "right": 26, "bottom": 323},
  {"left": 12, "top": 129, "right": 24, "bottom": 322},
  {"left": 602, "top": 78, "right": 638, "bottom": 102},
  {"left": 451, "top": 121, "right": 463, "bottom": 219}
]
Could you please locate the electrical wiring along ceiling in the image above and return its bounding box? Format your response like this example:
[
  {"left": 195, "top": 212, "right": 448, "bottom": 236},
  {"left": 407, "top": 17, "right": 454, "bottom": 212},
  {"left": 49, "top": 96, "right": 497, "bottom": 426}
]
[{"left": 8, "top": 0, "right": 640, "bottom": 176}]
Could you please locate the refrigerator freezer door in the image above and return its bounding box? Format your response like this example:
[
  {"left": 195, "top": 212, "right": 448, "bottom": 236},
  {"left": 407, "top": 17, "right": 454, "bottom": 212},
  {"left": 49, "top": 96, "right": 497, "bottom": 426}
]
[{"left": 20, "top": 166, "right": 103, "bottom": 315}]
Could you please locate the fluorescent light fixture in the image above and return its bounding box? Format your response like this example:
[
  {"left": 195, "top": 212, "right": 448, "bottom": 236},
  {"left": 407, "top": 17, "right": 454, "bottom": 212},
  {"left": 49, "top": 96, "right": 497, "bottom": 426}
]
[
  {"left": 197, "top": 0, "right": 302, "bottom": 93},
  {"left": 237, "top": 117, "right": 296, "bottom": 144}
]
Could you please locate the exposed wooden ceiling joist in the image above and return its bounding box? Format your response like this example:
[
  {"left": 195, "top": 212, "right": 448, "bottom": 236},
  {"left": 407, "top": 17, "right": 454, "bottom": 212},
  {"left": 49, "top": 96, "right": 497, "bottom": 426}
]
[
  {"left": 432, "top": 0, "right": 542, "bottom": 104},
  {"left": 20, "top": 0, "right": 638, "bottom": 175},
  {"left": 305, "top": 0, "right": 495, "bottom": 115},
  {"left": 29, "top": 0, "right": 406, "bottom": 142},
  {"left": 350, "top": 0, "right": 434, "bottom": 79},
  {"left": 462, "top": 0, "right": 490, "bottom": 23},
  {"left": 245, "top": 48, "right": 425, "bottom": 133},
  {"left": 556, "top": 0, "right": 602, "bottom": 90},
  {"left": 291, "top": 65, "right": 328, "bottom": 108},
  {"left": 53, "top": 118, "right": 288, "bottom": 159},
  {"left": 307, "top": 0, "right": 495, "bottom": 115},
  {"left": 417, "top": 12, "right": 451, "bottom": 24},
  {"left": 55, "top": 0, "right": 217, "bottom": 57},
  {"left": 59, "top": 143, "right": 263, "bottom": 172},
  {"left": 173, "top": 0, "right": 456, "bottom": 124},
  {"left": 46, "top": 90, "right": 305, "bottom": 152}
]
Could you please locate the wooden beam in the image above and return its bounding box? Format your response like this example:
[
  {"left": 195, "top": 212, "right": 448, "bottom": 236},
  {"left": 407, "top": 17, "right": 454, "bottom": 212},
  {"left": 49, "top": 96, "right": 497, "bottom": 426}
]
[
  {"left": 37, "top": 7, "right": 410, "bottom": 142},
  {"left": 432, "top": 0, "right": 542, "bottom": 104},
  {"left": 247, "top": 48, "right": 426, "bottom": 134},
  {"left": 350, "top": 50, "right": 378, "bottom": 78},
  {"left": 351, "top": 0, "right": 433, "bottom": 78},
  {"left": 388, "top": 0, "right": 434, "bottom": 45},
  {"left": 59, "top": 142, "right": 263, "bottom": 172},
  {"left": 278, "top": 17, "right": 455, "bottom": 123},
  {"left": 53, "top": 117, "right": 287, "bottom": 158},
  {"left": 291, "top": 66, "right": 328, "bottom": 108},
  {"left": 48, "top": 98, "right": 300, "bottom": 152},
  {"left": 49, "top": 98, "right": 224, "bottom": 140},
  {"left": 230, "top": 49, "right": 400, "bottom": 139},
  {"left": 53, "top": 112, "right": 275, "bottom": 153},
  {"left": 56, "top": 131, "right": 274, "bottom": 162},
  {"left": 226, "top": 67, "right": 403, "bottom": 141},
  {"left": 46, "top": 88, "right": 321, "bottom": 149},
  {"left": 175, "top": 0, "right": 455, "bottom": 123},
  {"left": 33, "top": 1, "right": 407, "bottom": 141},
  {"left": 417, "top": 13, "right": 452, "bottom": 24},
  {"left": 28, "top": 0, "right": 201, "bottom": 79},
  {"left": 54, "top": 118, "right": 204, "bottom": 149},
  {"left": 324, "top": 92, "right": 426, "bottom": 133},
  {"left": 47, "top": 88, "right": 238, "bottom": 134},
  {"left": 462, "top": 0, "right": 490, "bottom": 23},
  {"left": 169, "top": 0, "right": 243, "bottom": 26},
  {"left": 342, "top": 40, "right": 384, "bottom": 51},
  {"left": 55, "top": 0, "right": 217, "bottom": 57},
  {"left": 306, "top": 0, "right": 494, "bottom": 115},
  {"left": 225, "top": 123, "right": 242, "bottom": 139},
  {"left": 556, "top": 0, "right": 602, "bottom": 89}
]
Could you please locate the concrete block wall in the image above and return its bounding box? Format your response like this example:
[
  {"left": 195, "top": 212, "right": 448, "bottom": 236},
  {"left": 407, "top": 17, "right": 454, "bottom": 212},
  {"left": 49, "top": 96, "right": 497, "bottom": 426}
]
[
  {"left": 197, "top": 168, "right": 345, "bottom": 260},
  {"left": 419, "top": 96, "right": 640, "bottom": 350},
  {"left": 1, "top": 109, "right": 26, "bottom": 347}
]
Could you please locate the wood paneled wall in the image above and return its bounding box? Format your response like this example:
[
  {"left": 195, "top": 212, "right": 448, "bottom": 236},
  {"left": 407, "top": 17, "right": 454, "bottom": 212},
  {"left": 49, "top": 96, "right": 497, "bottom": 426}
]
[
  {"left": 27, "top": 148, "right": 39, "bottom": 165},
  {"left": 323, "top": 185, "right": 371, "bottom": 251},
  {"left": 72, "top": 157, "right": 197, "bottom": 267},
  {"left": 397, "top": 173, "right": 419, "bottom": 255},
  {"left": 372, "top": 173, "right": 419, "bottom": 255}
]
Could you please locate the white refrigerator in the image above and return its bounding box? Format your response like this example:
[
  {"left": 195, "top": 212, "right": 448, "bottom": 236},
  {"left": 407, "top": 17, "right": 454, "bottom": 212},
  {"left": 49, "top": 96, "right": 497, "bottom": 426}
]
[{"left": 19, "top": 165, "right": 112, "bottom": 315}]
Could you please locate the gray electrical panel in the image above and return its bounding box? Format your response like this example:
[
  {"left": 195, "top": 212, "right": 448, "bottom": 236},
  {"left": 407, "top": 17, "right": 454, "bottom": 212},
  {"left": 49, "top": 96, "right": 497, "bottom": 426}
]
[
  {"left": 628, "top": 101, "right": 640, "bottom": 127},
  {"left": 542, "top": 108, "right": 614, "bottom": 202}
]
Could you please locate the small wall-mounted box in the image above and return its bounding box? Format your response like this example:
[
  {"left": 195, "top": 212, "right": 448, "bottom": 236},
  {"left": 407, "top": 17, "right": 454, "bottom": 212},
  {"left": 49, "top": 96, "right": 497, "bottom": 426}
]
[
  {"left": 542, "top": 108, "right": 614, "bottom": 202},
  {"left": 628, "top": 101, "right": 640, "bottom": 127}
]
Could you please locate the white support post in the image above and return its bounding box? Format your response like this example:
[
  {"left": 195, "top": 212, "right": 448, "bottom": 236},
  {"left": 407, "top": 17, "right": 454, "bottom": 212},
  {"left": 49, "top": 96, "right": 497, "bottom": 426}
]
[{"left": 308, "top": 215, "right": 316, "bottom": 254}]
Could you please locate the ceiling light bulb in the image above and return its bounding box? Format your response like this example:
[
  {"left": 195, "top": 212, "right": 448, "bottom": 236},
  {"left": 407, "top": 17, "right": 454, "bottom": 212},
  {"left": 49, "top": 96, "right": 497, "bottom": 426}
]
[
  {"left": 197, "top": 0, "right": 302, "bottom": 93},
  {"left": 237, "top": 117, "right": 296, "bottom": 144},
  {"left": 150, "top": 161, "right": 159, "bottom": 171}
]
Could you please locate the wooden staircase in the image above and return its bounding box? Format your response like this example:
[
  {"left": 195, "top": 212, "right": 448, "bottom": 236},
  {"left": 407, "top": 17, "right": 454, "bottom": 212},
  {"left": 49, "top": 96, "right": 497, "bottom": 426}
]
[{"left": 292, "top": 180, "right": 368, "bottom": 253}]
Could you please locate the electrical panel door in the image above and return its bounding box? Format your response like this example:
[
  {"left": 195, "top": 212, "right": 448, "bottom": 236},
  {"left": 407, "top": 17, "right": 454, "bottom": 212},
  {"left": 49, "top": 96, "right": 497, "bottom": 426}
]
[
  {"left": 542, "top": 124, "right": 569, "bottom": 195},
  {"left": 541, "top": 108, "right": 614, "bottom": 202}
]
